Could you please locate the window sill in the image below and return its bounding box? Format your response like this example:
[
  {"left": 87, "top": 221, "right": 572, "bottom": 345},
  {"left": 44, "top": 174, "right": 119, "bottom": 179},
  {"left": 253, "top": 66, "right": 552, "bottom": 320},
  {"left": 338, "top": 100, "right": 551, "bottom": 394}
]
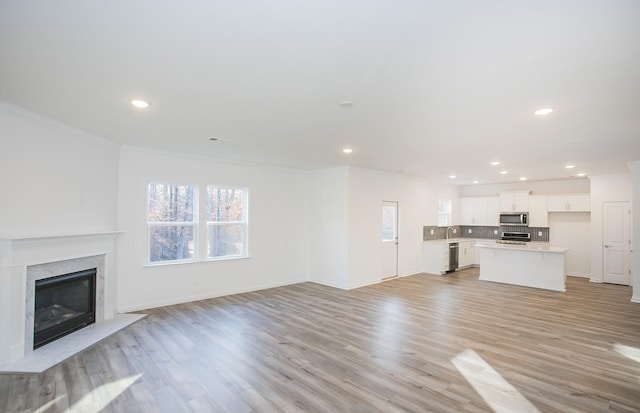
[{"left": 144, "top": 255, "right": 250, "bottom": 268}]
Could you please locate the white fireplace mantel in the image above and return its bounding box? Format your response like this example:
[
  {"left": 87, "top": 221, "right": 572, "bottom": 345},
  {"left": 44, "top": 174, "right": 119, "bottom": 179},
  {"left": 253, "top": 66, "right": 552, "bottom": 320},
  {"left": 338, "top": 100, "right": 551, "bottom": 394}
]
[{"left": 0, "top": 231, "right": 129, "bottom": 369}]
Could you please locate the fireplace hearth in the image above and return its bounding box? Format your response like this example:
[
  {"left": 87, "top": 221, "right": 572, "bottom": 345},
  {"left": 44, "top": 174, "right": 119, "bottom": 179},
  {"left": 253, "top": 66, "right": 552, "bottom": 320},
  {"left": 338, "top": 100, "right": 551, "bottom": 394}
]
[{"left": 33, "top": 268, "right": 97, "bottom": 349}]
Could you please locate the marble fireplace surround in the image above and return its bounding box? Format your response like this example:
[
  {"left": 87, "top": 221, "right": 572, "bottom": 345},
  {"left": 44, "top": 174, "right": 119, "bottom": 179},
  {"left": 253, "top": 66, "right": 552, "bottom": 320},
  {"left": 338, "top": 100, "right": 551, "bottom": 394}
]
[
  {"left": 26, "top": 254, "right": 105, "bottom": 353},
  {"left": 0, "top": 232, "right": 144, "bottom": 374}
]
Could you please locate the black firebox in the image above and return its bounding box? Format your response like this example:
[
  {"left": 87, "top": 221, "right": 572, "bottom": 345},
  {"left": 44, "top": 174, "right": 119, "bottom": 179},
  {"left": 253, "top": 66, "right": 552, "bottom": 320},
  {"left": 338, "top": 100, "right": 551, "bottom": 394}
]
[{"left": 33, "top": 268, "right": 97, "bottom": 349}]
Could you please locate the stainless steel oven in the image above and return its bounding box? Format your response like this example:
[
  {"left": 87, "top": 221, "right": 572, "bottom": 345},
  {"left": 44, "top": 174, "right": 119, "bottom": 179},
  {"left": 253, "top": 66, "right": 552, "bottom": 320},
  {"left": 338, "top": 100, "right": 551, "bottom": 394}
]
[{"left": 497, "top": 231, "right": 531, "bottom": 245}]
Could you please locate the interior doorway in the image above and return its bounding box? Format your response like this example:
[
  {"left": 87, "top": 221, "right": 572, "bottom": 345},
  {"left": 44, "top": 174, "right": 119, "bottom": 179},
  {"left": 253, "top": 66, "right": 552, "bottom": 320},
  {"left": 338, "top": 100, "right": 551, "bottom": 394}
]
[
  {"left": 382, "top": 201, "right": 399, "bottom": 280},
  {"left": 602, "top": 201, "right": 631, "bottom": 285}
]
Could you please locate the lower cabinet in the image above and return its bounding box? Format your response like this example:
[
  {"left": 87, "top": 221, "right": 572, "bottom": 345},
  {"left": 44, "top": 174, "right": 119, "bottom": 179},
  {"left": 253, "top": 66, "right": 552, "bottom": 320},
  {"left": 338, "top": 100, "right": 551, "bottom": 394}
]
[
  {"left": 423, "top": 242, "right": 449, "bottom": 275},
  {"left": 424, "top": 240, "right": 476, "bottom": 274},
  {"left": 473, "top": 241, "right": 496, "bottom": 265},
  {"left": 459, "top": 241, "right": 474, "bottom": 269}
]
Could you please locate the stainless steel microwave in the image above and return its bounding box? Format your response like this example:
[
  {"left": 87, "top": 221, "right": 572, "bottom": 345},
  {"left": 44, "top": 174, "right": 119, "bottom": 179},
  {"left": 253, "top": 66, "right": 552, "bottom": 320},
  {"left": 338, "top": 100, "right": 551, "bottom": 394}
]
[{"left": 499, "top": 212, "right": 528, "bottom": 226}]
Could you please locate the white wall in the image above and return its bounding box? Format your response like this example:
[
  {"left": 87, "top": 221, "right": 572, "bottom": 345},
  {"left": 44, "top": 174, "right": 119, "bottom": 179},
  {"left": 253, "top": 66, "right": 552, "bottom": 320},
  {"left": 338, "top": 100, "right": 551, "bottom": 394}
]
[
  {"left": 309, "top": 167, "right": 349, "bottom": 288},
  {"left": 589, "top": 173, "right": 632, "bottom": 283},
  {"left": 117, "top": 146, "right": 310, "bottom": 312},
  {"left": 628, "top": 161, "right": 640, "bottom": 302},
  {"left": 459, "top": 179, "right": 590, "bottom": 197},
  {"left": 0, "top": 102, "right": 119, "bottom": 237},
  {"left": 548, "top": 212, "right": 591, "bottom": 277},
  {"left": 346, "top": 168, "right": 457, "bottom": 288}
]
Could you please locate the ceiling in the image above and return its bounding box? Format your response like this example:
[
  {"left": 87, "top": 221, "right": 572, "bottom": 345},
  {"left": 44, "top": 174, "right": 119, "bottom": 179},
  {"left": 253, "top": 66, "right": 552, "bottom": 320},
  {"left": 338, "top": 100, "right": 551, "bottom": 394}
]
[{"left": 1, "top": 1, "right": 639, "bottom": 185}]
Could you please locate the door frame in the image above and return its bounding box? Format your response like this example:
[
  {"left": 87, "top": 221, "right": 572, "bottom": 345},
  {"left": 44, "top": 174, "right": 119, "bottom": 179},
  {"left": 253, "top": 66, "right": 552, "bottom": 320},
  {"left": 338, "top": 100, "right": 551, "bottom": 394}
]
[
  {"left": 381, "top": 200, "right": 399, "bottom": 280},
  {"left": 602, "top": 201, "right": 631, "bottom": 285}
]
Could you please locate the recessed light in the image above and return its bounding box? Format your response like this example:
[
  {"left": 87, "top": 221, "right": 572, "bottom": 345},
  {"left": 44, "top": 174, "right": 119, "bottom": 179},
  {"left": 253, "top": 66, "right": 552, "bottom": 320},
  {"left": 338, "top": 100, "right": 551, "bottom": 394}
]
[
  {"left": 339, "top": 101, "right": 354, "bottom": 108},
  {"left": 449, "top": 175, "right": 456, "bottom": 179},
  {"left": 577, "top": 172, "right": 586, "bottom": 177},
  {"left": 472, "top": 180, "right": 479, "bottom": 184},
  {"left": 130, "top": 99, "right": 150, "bottom": 109},
  {"left": 500, "top": 170, "right": 508, "bottom": 175},
  {"left": 490, "top": 161, "right": 500, "bottom": 166},
  {"left": 534, "top": 107, "right": 553, "bottom": 115},
  {"left": 519, "top": 177, "right": 527, "bottom": 181},
  {"left": 342, "top": 148, "right": 353, "bottom": 154},
  {"left": 565, "top": 164, "right": 576, "bottom": 169}
]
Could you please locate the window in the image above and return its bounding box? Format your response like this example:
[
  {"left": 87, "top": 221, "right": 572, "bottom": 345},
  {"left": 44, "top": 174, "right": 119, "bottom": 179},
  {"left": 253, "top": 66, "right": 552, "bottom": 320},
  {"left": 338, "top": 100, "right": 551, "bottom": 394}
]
[
  {"left": 147, "top": 183, "right": 197, "bottom": 263},
  {"left": 147, "top": 183, "right": 249, "bottom": 264},
  {"left": 438, "top": 199, "right": 452, "bottom": 226},
  {"left": 382, "top": 203, "right": 397, "bottom": 241},
  {"left": 207, "top": 187, "right": 248, "bottom": 258}
]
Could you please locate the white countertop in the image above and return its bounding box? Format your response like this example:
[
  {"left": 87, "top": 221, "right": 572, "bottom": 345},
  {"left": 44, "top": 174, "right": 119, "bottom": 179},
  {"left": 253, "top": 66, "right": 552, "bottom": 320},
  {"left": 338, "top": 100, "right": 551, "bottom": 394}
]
[
  {"left": 423, "top": 238, "right": 568, "bottom": 253},
  {"left": 476, "top": 243, "right": 569, "bottom": 253},
  {"left": 423, "top": 238, "right": 474, "bottom": 244}
]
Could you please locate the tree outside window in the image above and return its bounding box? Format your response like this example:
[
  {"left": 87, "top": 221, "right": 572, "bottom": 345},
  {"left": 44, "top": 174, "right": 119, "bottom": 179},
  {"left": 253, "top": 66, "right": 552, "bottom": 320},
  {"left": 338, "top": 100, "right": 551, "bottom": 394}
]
[
  {"left": 438, "top": 199, "right": 452, "bottom": 226},
  {"left": 206, "top": 187, "right": 248, "bottom": 258},
  {"left": 147, "top": 183, "right": 197, "bottom": 263}
]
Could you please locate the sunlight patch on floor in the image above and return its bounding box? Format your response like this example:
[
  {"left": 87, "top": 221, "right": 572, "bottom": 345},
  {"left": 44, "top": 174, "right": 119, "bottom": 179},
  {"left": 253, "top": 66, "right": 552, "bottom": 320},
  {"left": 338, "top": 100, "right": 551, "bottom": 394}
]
[
  {"left": 34, "top": 396, "right": 65, "bottom": 413},
  {"left": 452, "top": 349, "right": 540, "bottom": 413},
  {"left": 614, "top": 343, "right": 640, "bottom": 364},
  {"left": 71, "top": 373, "right": 141, "bottom": 411}
]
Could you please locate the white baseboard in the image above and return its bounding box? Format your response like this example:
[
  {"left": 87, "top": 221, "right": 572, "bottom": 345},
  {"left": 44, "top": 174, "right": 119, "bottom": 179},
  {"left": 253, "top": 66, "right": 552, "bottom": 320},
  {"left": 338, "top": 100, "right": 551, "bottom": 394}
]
[
  {"left": 308, "top": 278, "right": 347, "bottom": 290},
  {"left": 589, "top": 278, "right": 602, "bottom": 283},
  {"left": 631, "top": 295, "right": 640, "bottom": 304},
  {"left": 567, "top": 272, "right": 590, "bottom": 278},
  {"left": 118, "top": 278, "right": 307, "bottom": 312}
]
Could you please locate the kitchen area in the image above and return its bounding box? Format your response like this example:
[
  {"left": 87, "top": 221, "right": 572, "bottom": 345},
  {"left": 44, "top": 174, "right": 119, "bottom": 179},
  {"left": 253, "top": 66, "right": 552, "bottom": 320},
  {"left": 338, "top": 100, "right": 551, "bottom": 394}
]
[{"left": 422, "top": 190, "right": 590, "bottom": 291}]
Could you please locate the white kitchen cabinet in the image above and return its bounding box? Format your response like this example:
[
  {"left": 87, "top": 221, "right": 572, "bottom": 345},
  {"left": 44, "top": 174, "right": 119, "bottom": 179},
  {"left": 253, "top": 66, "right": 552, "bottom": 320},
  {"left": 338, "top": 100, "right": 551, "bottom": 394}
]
[
  {"left": 459, "top": 240, "right": 474, "bottom": 268},
  {"left": 528, "top": 195, "right": 549, "bottom": 227},
  {"left": 500, "top": 191, "right": 530, "bottom": 212},
  {"left": 423, "top": 242, "right": 450, "bottom": 275},
  {"left": 459, "top": 197, "right": 495, "bottom": 225},
  {"left": 473, "top": 198, "right": 488, "bottom": 226},
  {"left": 460, "top": 198, "right": 474, "bottom": 225},
  {"left": 486, "top": 197, "right": 500, "bottom": 226},
  {"left": 473, "top": 240, "right": 496, "bottom": 265},
  {"left": 547, "top": 194, "right": 590, "bottom": 212}
]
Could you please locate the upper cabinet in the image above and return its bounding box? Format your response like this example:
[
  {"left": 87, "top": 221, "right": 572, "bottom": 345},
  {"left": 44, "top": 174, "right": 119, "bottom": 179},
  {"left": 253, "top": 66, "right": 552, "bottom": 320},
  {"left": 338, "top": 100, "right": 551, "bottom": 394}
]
[
  {"left": 460, "top": 197, "right": 474, "bottom": 225},
  {"left": 547, "top": 194, "right": 590, "bottom": 212},
  {"left": 459, "top": 196, "right": 499, "bottom": 225},
  {"left": 486, "top": 197, "right": 500, "bottom": 226},
  {"left": 499, "top": 191, "right": 530, "bottom": 212},
  {"left": 528, "top": 195, "right": 549, "bottom": 227}
]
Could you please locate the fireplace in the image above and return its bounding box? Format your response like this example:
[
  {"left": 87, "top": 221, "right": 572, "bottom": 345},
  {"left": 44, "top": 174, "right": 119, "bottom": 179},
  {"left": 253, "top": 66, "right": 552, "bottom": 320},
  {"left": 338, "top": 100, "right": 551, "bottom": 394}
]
[
  {"left": 33, "top": 268, "right": 97, "bottom": 349},
  {"left": 0, "top": 232, "right": 143, "bottom": 373}
]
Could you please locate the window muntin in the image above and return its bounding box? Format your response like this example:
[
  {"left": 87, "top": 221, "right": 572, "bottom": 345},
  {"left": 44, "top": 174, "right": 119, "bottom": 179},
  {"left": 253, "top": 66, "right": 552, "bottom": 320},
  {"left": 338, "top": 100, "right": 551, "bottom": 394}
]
[
  {"left": 438, "top": 199, "right": 452, "bottom": 226},
  {"left": 147, "top": 183, "right": 197, "bottom": 263},
  {"left": 206, "top": 187, "right": 248, "bottom": 259}
]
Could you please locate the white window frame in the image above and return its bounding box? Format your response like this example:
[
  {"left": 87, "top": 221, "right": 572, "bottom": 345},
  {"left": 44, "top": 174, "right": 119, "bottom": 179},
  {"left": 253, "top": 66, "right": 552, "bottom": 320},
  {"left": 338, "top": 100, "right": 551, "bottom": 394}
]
[
  {"left": 206, "top": 186, "right": 249, "bottom": 261},
  {"left": 438, "top": 199, "right": 452, "bottom": 227},
  {"left": 147, "top": 182, "right": 198, "bottom": 265}
]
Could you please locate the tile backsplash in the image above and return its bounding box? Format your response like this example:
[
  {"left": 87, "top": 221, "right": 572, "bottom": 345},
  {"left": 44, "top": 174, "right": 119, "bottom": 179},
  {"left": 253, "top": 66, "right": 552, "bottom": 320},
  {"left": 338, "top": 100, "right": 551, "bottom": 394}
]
[{"left": 423, "top": 225, "right": 550, "bottom": 242}]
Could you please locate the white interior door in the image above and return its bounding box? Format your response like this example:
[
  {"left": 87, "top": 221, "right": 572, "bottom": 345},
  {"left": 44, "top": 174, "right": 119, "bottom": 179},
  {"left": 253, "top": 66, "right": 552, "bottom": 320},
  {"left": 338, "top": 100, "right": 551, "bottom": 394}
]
[
  {"left": 381, "top": 201, "right": 399, "bottom": 279},
  {"left": 603, "top": 202, "right": 631, "bottom": 285}
]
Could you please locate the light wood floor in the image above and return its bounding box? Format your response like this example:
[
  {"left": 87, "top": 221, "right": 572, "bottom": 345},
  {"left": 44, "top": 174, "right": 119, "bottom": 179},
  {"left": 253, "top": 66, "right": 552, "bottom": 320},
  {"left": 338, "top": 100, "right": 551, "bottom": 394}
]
[{"left": 2, "top": 269, "right": 640, "bottom": 412}]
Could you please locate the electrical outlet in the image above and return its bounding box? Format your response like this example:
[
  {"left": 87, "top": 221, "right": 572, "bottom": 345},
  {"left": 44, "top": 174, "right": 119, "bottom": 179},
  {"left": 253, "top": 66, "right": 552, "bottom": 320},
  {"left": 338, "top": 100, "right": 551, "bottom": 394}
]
[
  {"left": 538, "top": 231, "right": 543, "bottom": 237},
  {"left": 494, "top": 229, "right": 498, "bottom": 235},
  {"left": 431, "top": 229, "right": 434, "bottom": 235},
  {"left": 468, "top": 229, "right": 472, "bottom": 234}
]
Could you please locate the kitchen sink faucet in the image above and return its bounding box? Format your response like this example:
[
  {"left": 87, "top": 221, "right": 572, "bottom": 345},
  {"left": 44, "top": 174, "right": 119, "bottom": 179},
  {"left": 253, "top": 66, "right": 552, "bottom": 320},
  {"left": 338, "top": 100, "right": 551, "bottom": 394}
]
[{"left": 446, "top": 226, "right": 455, "bottom": 239}]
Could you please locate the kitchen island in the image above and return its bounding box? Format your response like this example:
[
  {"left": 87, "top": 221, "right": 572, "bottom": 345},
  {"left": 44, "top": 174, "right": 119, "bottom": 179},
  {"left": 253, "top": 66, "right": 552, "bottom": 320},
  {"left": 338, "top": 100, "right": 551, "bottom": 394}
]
[{"left": 476, "top": 243, "right": 570, "bottom": 291}]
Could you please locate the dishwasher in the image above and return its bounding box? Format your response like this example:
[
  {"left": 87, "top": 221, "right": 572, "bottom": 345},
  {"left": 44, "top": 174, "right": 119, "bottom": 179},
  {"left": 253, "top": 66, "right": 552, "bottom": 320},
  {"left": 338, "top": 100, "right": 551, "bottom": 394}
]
[{"left": 447, "top": 242, "right": 459, "bottom": 272}]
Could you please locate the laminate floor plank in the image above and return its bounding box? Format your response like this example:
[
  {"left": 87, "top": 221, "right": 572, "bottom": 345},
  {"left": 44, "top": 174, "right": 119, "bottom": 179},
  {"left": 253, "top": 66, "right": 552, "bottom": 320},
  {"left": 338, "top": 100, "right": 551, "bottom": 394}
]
[{"left": 2, "top": 269, "right": 640, "bottom": 412}]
